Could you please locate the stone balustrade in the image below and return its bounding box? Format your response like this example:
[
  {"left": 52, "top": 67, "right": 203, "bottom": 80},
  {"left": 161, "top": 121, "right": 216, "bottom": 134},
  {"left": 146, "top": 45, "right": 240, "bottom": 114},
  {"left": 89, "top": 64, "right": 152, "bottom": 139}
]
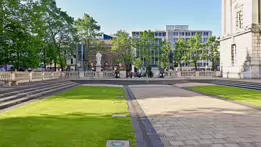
[
  {"left": 1, "top": 71, "right": 223, "bottom": 86},
  {"left": 0, "top": 72, "right": 71, "bottom": 86}
]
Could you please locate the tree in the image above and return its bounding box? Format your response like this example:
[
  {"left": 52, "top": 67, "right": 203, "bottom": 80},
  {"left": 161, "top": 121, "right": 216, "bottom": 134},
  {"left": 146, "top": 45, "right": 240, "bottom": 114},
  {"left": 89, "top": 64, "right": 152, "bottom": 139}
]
[
  {"left": 76, "top": 14, "right": 101, "bottom": 71},
  {"left": 138, "top": 30, "right": 156, "bottom": 72},
  {"left": 160, "top": 40, "right": 171, "bottom": 71},
  {"left": 186, "top": 33, "right": 204, "bottom": 70},
  {"left": 174, "top": 38, "right": 187, "bottom": 70},
  {"left": 134, "top": 58, "right": 143, "bottom": 69},
  {"left": 203, "top": 36, "right": 220, "bottom": 70},
  {"left": 43, "top": 0, "right": 77, "bottom": 71},
  {"left": 112, "top": 30, "right": 135, "bottom": 77},
  {"left": 1, "top": 0, "right": 48, "bottom": 69}
]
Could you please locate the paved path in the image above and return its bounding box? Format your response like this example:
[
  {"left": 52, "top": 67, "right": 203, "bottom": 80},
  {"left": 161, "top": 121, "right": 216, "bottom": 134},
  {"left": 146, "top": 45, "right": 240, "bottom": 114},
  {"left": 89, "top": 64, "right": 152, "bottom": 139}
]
[{"left": 130, "top": 85, "right": 261, "bottom": 147}]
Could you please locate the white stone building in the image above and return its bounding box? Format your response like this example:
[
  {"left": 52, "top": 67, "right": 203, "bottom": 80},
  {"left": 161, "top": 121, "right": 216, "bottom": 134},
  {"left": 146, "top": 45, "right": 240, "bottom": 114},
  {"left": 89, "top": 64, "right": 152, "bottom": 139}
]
[{"left": 220, "top": 0, "right": 261, "bottom": 78}]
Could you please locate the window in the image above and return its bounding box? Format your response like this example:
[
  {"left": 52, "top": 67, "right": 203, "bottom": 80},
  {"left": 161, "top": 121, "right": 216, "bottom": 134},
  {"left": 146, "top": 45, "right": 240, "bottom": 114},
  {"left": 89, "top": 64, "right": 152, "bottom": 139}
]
[
  {"left": 180, "top": 32, "right": 184, "bottom": 36},
  {"left": 173, "top": 32, "right": 179, "bottom": 36},
  {"left": 186, "top": 38, "right": 190, "bottom": 41},
  {"left": 204, "top": 38, "right": 208, "bottom": 43},
  {"left": 231, "top": 44, "right": 236, "bottom": 66},
  {"left": 155, "top": 32, "right": 158, "bottom": 36},
  {"left": 185, "top": 32, "right": 190, "bottom": 36},
  {"left": 191, "top": 32, "right": 196, "bottom": 36},
  {"left": 159, "top": 32, "right": 162, "bottom": 36},
  {"left": 163, "top": 32, "right": 166, "bottom": 36},
  {"left": 203, "top": 32, "right": 209, "bottom": 36},
  {"left": 236, "top": 10, "right": 243, "bottom": 29},
  {"left": 71, "top": 58, "right": 73, "bottom": 64},
  {"left": 198, "top": 32, "right": 202, "bottom": 35}
]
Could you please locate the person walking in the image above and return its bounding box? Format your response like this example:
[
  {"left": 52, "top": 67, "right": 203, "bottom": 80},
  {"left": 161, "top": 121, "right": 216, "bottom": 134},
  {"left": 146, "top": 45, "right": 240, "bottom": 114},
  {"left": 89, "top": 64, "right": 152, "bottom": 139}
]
[{"left": 0, "top": 65, "right": 6, "bottom": 72}]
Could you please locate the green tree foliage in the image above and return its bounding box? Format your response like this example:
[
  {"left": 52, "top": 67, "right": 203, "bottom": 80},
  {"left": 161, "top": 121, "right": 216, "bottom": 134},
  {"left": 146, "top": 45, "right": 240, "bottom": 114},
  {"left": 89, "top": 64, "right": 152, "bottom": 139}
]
[
  {"left": 138, "top": 30, "right": 155, "bottom": 70},
  {"left": 134, "top": 58, "right": 143, "bottom": 69},
  {"left": 203, "top": 36, "right": 220, "bottom": 70},
  {"left": 160, "top": 40, "right": 171, "bottom": 70},
  {"left": 1, "top": 0, "right": 78, "bottom": 71},
  {"left": 1, "top": 0, "right": 47, "bottom": 69},
  {"left": 76, "top": 14, "right": 101, "bottom": 70},
  {"left": 112, "top": 30, "right": 135, "bottom": 75},
  {"left": 186, "top": 33, "right": 205, "bottom": 70},
  {"left": 174, "top": 38, "right": 187, "bottom": 70}
]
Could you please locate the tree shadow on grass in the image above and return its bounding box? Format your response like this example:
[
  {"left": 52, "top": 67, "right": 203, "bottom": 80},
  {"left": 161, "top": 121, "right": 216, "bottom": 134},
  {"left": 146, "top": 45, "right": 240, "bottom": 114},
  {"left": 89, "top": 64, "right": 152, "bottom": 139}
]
[{"left": 0, "top": 113, "right": 136, "bottom": 147}]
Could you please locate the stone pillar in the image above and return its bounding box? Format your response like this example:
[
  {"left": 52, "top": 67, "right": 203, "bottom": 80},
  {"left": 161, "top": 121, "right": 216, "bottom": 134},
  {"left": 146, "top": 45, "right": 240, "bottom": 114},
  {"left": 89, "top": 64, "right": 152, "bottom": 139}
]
[
  {"left": 195, "top": 71, "right": 200, "bottom": 77},
  {"left": 79, "top": 72, "right": 84, "bottom": 78},
  {"left": 42, "top": 72, "right": 44, "bottom": 81},
  {"left": 29, "top": 72, "right": 33, "bottom": 82}
]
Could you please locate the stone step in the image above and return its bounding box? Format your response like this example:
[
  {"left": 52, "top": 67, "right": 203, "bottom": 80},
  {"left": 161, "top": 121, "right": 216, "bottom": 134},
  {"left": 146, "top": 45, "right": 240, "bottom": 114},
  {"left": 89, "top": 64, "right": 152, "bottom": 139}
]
[
  {"left": 0, "top": 80, "right": 69, "bottom": 98},
  {"left": 0, "top": 82, "right": 78, "bottom": 110},
  {"left": 0, "top": 82, "right": 72, "bottom": 103}
]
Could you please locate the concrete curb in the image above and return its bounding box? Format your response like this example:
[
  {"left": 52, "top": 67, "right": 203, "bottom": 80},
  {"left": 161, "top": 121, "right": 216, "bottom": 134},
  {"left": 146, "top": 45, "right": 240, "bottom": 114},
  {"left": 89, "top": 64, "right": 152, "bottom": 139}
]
[{"left": 124, "top": 86, "right": 164, "bottom": 147}]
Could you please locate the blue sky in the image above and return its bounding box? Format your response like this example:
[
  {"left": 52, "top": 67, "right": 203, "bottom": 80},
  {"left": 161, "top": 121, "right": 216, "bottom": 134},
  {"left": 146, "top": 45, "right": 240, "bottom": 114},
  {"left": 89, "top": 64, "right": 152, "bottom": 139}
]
[{"left": 56, "top": 0, "right": 221, "bottom": 36}]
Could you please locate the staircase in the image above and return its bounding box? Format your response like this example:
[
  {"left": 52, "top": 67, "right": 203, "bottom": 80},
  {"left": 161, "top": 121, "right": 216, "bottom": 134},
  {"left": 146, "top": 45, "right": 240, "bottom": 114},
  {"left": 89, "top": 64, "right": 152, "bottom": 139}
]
[{"left": 0, "top": 80, "right": 79, "bottom": 110}]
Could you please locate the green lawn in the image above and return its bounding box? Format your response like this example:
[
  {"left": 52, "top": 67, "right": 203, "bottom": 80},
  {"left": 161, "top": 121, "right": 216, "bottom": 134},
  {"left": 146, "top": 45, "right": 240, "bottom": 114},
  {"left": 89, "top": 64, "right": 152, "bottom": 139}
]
[
  {"left": 0, "top": 87, "right": 136, "bottom": 147},
  {"left": 188, "top": 86, "right": 261, "bottom": 108}
]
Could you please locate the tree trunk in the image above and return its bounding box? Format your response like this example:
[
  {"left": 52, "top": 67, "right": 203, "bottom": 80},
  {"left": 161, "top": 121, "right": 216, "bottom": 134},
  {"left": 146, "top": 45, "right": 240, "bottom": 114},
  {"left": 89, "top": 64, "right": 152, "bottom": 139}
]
[
  {"left": 194, "top": 61, "right": 197, "bottom": 71},
  {"left": 212, "top": 59, "right": 215, "bottom": 71},
  {"left": 54, "top": 61, "right": 57, "bottom": 72}
]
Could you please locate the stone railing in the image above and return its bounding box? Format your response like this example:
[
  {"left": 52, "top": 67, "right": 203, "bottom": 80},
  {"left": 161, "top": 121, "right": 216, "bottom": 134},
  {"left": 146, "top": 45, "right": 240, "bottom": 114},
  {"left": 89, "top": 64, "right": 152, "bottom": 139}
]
[
  {"left": 103, "top": 71, "right": 115, "bottom": 78},
  {"left": 181, "top": 71, "right": 196, "bottom": 77},
  {"left": 0, "top": 72, "right": 11, "bottom": 81},
  {"left": 0, "top": 71, "right": 70, "bottom": 86},
  {"left": 65, "top": 72, "right": 79, "bottom": 79},
  {"left": 163, "top": 71, "right": 222, "bottom": 78},
  {"left": 164, "top": 71, "right": 178, "bottom": 78},
  {"left": 84, "top": 71, "right": 96, "bottom": 77}
]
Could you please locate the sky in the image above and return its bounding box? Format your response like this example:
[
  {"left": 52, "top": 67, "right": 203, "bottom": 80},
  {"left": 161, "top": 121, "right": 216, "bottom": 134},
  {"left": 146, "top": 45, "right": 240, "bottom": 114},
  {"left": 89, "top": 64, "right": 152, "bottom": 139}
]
[{"left": 55, "top": 0, "right": 221, "bottom": 36}]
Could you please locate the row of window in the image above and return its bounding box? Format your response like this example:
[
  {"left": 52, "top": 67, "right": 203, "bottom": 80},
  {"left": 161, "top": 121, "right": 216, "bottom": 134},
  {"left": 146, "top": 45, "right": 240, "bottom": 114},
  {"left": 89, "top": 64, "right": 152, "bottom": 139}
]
[
  {"left": 182, "top": 62, "right": 209, "bottom": 67},
  {"left": 133, "top": 31, "right": 210, "bottom": 37},
  {"left": 173, "top": 38, "right": 209, "bottom": 42},
  {"left": 173, "top": 32, "right": 209, "bottom": 36}
]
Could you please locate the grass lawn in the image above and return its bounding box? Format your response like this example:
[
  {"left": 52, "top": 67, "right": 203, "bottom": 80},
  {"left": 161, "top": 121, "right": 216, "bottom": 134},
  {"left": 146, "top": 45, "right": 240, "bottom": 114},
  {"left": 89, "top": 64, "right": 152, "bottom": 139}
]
[
  {"left": 188, "top": 86, "right": 261, "bottom": 108},
  {"left": 0, "top": 86, "right": 136, "bottom": 147}
]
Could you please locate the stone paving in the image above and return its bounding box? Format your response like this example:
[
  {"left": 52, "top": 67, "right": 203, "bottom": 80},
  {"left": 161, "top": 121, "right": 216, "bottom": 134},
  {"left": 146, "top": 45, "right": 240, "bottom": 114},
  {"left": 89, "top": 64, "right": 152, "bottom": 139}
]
[{"left": 130, "top": 85, "right": 261, "bottom": 147}]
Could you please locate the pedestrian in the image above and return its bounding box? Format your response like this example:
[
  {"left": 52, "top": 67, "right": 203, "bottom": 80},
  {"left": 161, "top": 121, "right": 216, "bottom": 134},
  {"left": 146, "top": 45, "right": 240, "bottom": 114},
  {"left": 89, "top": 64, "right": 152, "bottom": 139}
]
[{"left": 0, "top": 65, "right": 6, "bottom": 72}]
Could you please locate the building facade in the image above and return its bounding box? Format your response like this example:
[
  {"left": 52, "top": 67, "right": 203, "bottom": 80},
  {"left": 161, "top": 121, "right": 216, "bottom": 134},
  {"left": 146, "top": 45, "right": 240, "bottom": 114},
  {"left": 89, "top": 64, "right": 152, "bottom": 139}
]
[
  {"left": 67, "top": 34, "right": 123, "bottom": 71},
  {"left": 132, "top": 25, "right": 213, "bottom": 70},
  {"left": 220, "top": 0, "right": 261, "bottom": 78}
]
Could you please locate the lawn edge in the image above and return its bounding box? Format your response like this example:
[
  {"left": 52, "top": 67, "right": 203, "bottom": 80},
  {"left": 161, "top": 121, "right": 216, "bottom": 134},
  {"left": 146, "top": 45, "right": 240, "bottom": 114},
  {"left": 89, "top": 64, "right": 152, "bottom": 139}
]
[
  {"left": 124, "top": 86, "right": 164, "bottom": 147},
  {"left": 182, "top": 86, "right": 261, "bottom": 111}
]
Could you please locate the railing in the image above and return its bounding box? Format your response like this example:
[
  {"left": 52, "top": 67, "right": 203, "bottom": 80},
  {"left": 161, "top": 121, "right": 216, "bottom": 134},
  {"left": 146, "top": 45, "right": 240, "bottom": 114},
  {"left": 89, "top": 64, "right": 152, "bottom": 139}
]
[
  {"left": 15, "top": 72, "right": 29, "bottom": 81},
  {"left": 164, "top": 71, "right": 177, "bottom": 77},
  {"left": 32, "top": 72, "right": 43, "bottom": 80},
  {"left": 0, "top": 72, "right": 11, "bottom": 81},
  {"left": 66, "top": 72, "right": 79, "bottom": 78},
  {"left": 181, "top": 71, "right": 196, "bottom": 77},
  {"left": 103, "top": 71, "right": 115, "bottom": 78},
  {"left": 84, "top": 71, "right": 96, "bottom": 77},
  {"left": 0, "top": 71, "right": 72, "bottom": 86},
  {"left": 44, "top": 72, "right": 53, "bottom": 79},
  {"left": 199, "top": 71, "right": 214, "bottom": 77}
]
